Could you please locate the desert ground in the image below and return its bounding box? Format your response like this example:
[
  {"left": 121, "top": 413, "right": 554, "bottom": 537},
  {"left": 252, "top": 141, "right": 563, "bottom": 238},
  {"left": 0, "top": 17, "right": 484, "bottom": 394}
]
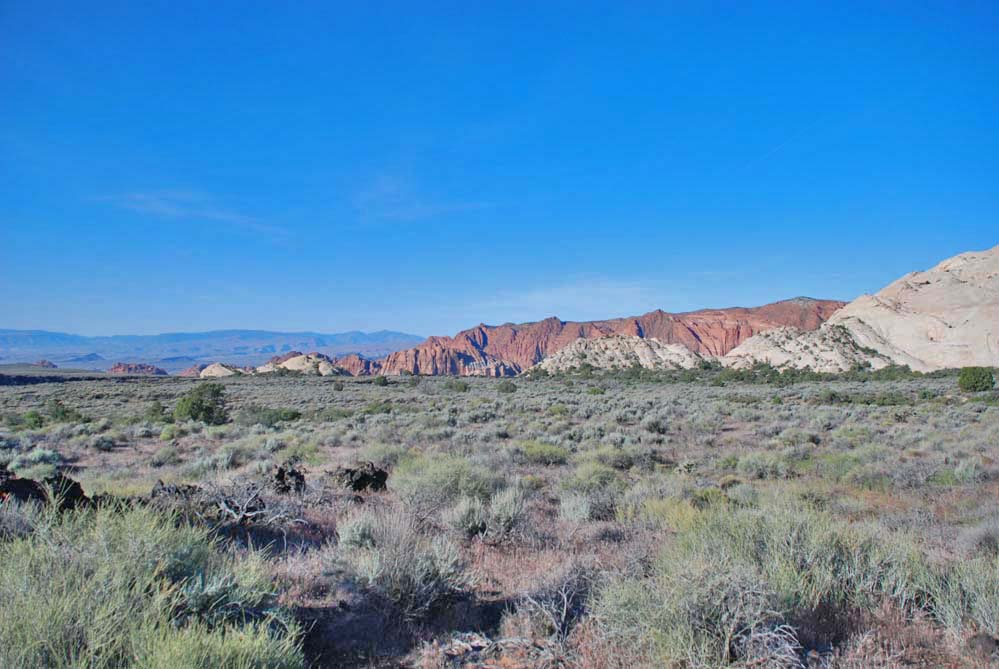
[{"left": 2, "top": 366, "right": 998, "bottom": 668}]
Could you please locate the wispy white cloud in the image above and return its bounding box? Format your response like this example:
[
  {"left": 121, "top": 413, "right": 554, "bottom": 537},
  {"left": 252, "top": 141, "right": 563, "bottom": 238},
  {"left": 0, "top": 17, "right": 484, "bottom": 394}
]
[
  {"left": 353, "top": 175, "right": 491, "bottom": 223},
  {"left": 97, "top": 191, "right": 286, "bottom": 237}
]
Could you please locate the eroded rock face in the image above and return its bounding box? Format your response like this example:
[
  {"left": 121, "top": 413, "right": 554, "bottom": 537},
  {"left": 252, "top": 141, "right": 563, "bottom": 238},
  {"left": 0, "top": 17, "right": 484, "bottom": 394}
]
[
  {"left": 177, "top": 364, "right": 209, "bottom": 377},
  {"left": 108, "top": 362, "right": 168, "bottom": 376},
  {"left": 536, "top": 335, "right": 705, "bottom": 373},
  {"left": 33, "top": 360, "right": 57, "bottom": 368},
  {"left": 332, "top": 354, "right": 382, "bottom": 376},
  {"left": 724, "top": 245, "right": 999, "bottom": 373},
  {"left": 377, "top": 298, "right": 844, "bottom": 376}
]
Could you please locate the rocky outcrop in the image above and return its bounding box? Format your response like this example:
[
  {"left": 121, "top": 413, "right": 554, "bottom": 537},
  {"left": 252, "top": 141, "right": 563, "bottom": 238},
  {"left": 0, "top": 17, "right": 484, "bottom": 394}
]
[
  {"left": 332, "top": 353, "right": 382, "bottom": 376},
  {"left": 177, "top": 363, "right": 209, "bottom": 378},
  {"left": 33, "top": 360, "right": 57, "bottom": 368},
  {"left": 722, "top": 325, "right": 894, "bottom": 373},
  {"left": 536, "top": 335, "right": 705, "bottom": 373},
  {"left": 723, "top": 245, "right": 999, "bottom": 372},
  {"left": 377, "top": 298, "right": 844, "bottom": 376},
  {"left": 199, "top": 362, "right": 246, "bottom": 378},
  {"left": 108, "top": 362, "right": 168, "bottom": 376},
  {"left": 266, "top": 351, "right": 303, "bottom": 365},
  {"left": 256, "top": 352, "right": 347, "bottom": 376}
]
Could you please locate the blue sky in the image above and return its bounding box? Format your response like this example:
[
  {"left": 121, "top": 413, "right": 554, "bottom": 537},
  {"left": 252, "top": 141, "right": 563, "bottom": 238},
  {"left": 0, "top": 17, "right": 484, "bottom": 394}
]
[{"left": 1, "top": 2, "right": 996, "bottom": 336}]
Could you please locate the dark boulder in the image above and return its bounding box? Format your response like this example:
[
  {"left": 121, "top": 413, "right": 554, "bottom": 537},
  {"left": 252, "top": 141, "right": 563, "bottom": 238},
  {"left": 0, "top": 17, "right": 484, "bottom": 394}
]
[
  {"left": 331, "top": 462, "right": 388, "bottom": 492},
  {"left": 273, "top": 465, "right": 306, "bottom": 494}
]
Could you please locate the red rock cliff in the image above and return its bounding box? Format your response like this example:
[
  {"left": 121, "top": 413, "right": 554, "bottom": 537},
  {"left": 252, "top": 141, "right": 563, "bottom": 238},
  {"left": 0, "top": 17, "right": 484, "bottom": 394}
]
[{"left": 376, "top": 297, "right": 844, "bottom": 376}]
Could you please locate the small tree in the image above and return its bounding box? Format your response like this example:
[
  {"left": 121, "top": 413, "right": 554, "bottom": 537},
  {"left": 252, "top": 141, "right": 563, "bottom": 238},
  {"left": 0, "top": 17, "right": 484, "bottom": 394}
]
[
  {"left": 497, "top": 380, "right": 517, "bottom": 394},
  {"left": 373, "top": 375, "right": 389, "bottom": 387},
  {"left": 958, "top": 367, "right": 995, "bottom": 393},
  {"left": 173, "top": 383, "right": 228, "bottom": 424}
]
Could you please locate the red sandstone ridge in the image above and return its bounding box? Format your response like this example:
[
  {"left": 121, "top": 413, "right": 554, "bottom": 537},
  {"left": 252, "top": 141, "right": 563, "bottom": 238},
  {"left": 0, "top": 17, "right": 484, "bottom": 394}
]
[
  {"left": 333, "top": 354, "right": 382, "bottom": 376},
  {"left": 33, "top": 360, "right": 57, "bottom": 368},
  {"left": 177, "top": 364, "right": 209, "bottom": 378},
  {"left": 108, "top": 362, "right": 168, "bottom": 376},
  {"left": 377, "top": 297, "right": 845, "bottom": 376}
]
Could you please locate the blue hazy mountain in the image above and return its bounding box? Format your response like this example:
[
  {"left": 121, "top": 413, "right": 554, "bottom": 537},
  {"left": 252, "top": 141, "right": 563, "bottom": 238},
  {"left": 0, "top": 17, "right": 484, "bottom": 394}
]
[{"left": 0, "top": 329, "right": 424, "bottom": 372}]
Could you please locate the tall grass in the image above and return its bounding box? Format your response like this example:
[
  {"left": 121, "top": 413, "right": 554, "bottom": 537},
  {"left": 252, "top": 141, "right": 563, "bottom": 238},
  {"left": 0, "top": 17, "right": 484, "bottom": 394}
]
[
  {"left": 595, "top": 493, "right": 997, "bottom": 667},
  {"left": 0, "top": 502, "right": 302, "bottom": 669}
]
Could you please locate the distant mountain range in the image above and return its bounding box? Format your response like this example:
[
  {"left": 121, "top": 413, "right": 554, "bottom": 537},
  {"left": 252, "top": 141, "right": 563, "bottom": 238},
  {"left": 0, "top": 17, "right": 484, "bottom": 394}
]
[{"left": 0, "top": 329, "right": 424, "bottom": 373}]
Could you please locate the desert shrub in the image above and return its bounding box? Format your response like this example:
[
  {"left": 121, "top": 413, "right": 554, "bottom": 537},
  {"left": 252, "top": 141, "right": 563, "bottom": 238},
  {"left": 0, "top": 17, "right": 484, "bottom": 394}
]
[
  {"left": 598, "top": 560, "right": 800, "bottom": 667},
  {"left": 960, "top": 518, "right": 999, "bottom": 558},
  {"left": 444, "top": 379, "right": 470, "bottom": 393},
  {"left": 160, "top": 425, "right": 178, "bottom": 441},
  {"left": 314, "top": 406, "right": 352, "bottom": 421},
  {"left": 151, "top": 445, "right": 180, "bottom": 468},
  {"left": 497, "top": 380, "right": 517, "bottom": 394},
  {"left": 486, "top": 486, "right": 527, "bottom": 536},
  {"left": 0, "top": 504, "right": 302, "bottom": 668},
  {"left": 235, "top": 406, "right": 302, "bottom": 428},
  {"left": 8, "top": 447, "right": 62, "bottom": 478},
  {"left": 596, "top": 495, "right": 937, "bottom": 666},
  {"left": 958, "top": 367, "right": 995, "bottom": 392},
  {"left": 562, "top": 462, "right": 622, "bottom": 494},
  {"left": 392, "top": 454, "right": 504, "bottom": 510},
  {"left": 737, "top": 452, "right": 793, "bottom": 480},
  {"left": 21, "top": 410, "right": 45, "bottom": 430},
  {"left": 144, "top": 400, "right": 170, "bottom": 423},
  {"left": 443, "top": 496, "right": 488, "bottom": 537},
  {"left": 372, "top": 375, "right": 389, "bottom": 387},
  {"left": 358, "top": 442, "right": 410, "bottom": 468},
  {"left": 642, "top": 415, "right": 668, "bottom": 435},
  {"left": 558, "top": 491, "right": 592, "bottom": 522},
  {"left": 725, "top": 482, "right": 760, "bottom": 507},
  {"left": 518, "top": 440, "right": 570, "bottom": 465},
  {"left": 954, "top": 458, "right": 982, "bottom": 484},
  {"left": 336, "top": 510, "right": 468, "bottom": 620},
  {"left": 174, "top": 383, "right": 228, "bottom": 425},
  {"left": 446, "top": 487, "right": 527, "bottom": 538},
  {"left": 338, "top": 512, "right": 379, "bottom": 550},
  {"left": 45, "top": 399, "right": 86, "bottom": 423},
  {"left": 589, "top": 445, "right": 634, "bottom": 470},
  {"left": 89, "top": 434, "right": 117, "bottom": 452}
]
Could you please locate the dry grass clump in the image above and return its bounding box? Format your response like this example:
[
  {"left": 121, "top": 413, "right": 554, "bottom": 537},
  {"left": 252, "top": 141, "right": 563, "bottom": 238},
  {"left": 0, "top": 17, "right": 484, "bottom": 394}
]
[
  {"left": 0, "top": 502, "right": 302, "bottom": 668},
  {"left": 335, "top": 509, "right": 470, "bottom": 621}
]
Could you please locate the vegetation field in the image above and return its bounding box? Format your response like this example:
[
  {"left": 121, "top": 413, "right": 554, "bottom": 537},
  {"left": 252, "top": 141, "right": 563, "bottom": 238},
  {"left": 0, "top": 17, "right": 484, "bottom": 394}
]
[{"left": 2, "top": 367, "right": 998, "bottom": 667}]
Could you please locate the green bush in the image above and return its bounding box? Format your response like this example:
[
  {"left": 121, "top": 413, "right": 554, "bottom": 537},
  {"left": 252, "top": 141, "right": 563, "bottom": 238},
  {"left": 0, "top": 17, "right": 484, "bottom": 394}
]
[
  {"left": 151, "top": 446, "right": 180, "bottom": 468},
  {"left": 0, "top": 504, "right": 302, "bottom": 668},
  {"left": 444, "top": 379, "right": 470, "bottom": 393},
  {"left": 45, "top": 399, "right": 86, "bottom": 423},
  {"left": 235, "top": 406, "right": 302, "bottom": 428},
  {"left": 22, "top": 410, "right": 45, "bottom": 430},
  {"left": 144, "top": 400, "right": 170, "bottom": 423},
  {"left": 393, "top": 454, "right": 504, "bottom": 510},
  {"left": 8, "top": 447, "right": 62, "bottom": 478},
  {"left": 497, "top": 380, "right": 517, "bottom": 394},
  {"left": 736, "top": 452, "right": 793, "bottom": 480},
  {"left": 958, "top": 366, "right": 995, "bottom": 392},
  {"left": 518, "top": 440, "right": 570, "bottom": 465},
  {"left": 562, "top": 462, "right": 621, "bottom": 494},
  {"left": 174, "top": 383, "right": 229, "bottom": 425},
  {"left": 372, "top": 375, "right": 389, "bottom": 387}
]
